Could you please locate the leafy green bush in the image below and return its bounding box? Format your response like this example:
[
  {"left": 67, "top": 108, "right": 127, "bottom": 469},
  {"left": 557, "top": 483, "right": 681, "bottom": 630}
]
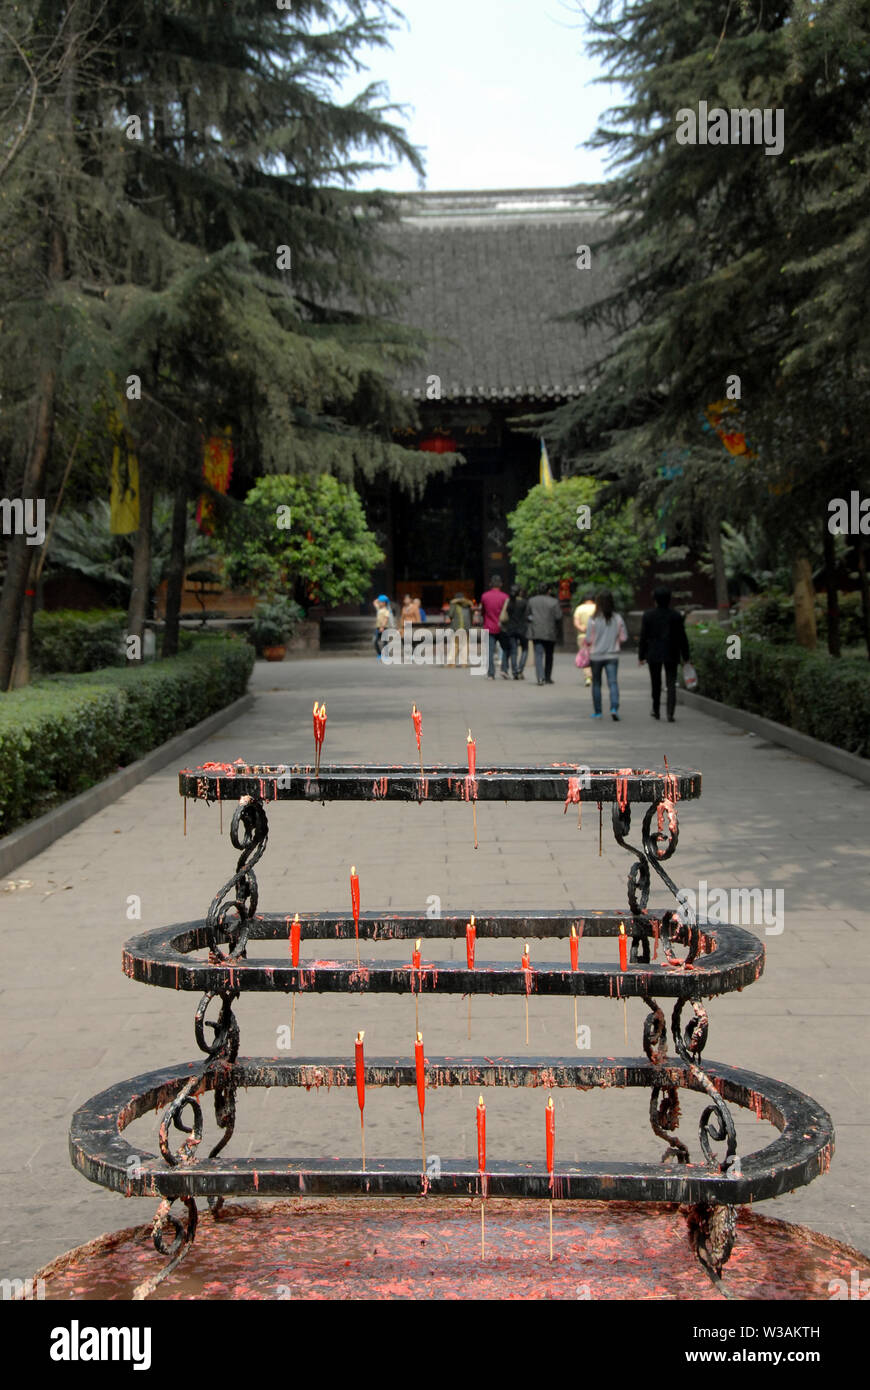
[
  {"left": 217, "top": 473, "right": 383, "bottom": 608},
  {"left": 0, "top": 637, "right": 254, "bottom": 833},
  {"left": 740, "top": 588, "right": 867, "bottom": 648},
  {"left": 33, "top": 609, "right": 126, "bottom": 673},
  {"left": 690, "top": 627, "right": 870, "bottom": 757},
  {"left": 737, "top": 589, "right": 795, "bottom": 644},
  {"left": 506, "top": 477, "right": 650, "bottom": 605},
  {"left": 249, "top": 597, "right": 304, "bottom": 654},
  {"left": 817, "top": 592, "right": 866, "bottom": 649}
]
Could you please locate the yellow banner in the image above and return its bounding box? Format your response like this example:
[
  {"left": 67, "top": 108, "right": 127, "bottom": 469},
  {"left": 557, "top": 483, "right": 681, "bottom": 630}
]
[{"left": 109, "top": 409, "right": 140, "bottom": 533}]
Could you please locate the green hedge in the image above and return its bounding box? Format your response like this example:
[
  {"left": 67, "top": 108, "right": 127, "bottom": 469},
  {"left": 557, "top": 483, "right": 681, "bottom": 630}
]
[
  {"left": 33, "top": 609, "right": 126, "bottom": 673},
  {"left": 740, "top": 589, "right": 867, "bottom": 648},
  {"left": 690, "top": 627, "right": 870, "bottom": 757},
  {"left": 0, "top": 636, "right": 254, "bottom": 834}
]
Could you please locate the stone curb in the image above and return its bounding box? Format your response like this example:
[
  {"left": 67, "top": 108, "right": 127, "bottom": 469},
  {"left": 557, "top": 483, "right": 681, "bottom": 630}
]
[
  {"left": 676, "top": 688, "right": 870, "bottom": 785},
  {"left": 0, "top": 692, "right": 255, "bottom": 878}
]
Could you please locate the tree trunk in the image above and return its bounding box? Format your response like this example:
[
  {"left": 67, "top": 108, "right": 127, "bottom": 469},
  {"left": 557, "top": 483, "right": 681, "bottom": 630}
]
[
  {"left": 126, "top": 463, "right": 154, "bottom": 663},
  {"left": 9, "top": 549, "right": 40, "bottom": 687},
  {"left": 792, "top": 552, "right": 817, "bottom": 650},
  {"left": 821, "top": 516, "right": 840, "bottom": 657},
  {"left": 161, "top": 482, "right": 189, "bottom": 658},
  {"left": 856, "top": 534, "right": 870, "bottom": 660},
  {"left": 0, "top": 360, "right": 57, "bottom": 689},
  {"left": 707, "top": 513, "right": 730, "bottom": 624}
]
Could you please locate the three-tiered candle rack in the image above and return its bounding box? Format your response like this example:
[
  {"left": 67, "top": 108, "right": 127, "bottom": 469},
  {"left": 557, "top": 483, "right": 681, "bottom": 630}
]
[{"left": 69, "top": 759, "right": 834, "bottom": 1298}]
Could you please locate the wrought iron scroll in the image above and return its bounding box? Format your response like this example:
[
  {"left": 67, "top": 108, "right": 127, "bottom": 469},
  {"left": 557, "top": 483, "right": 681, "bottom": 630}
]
[
  {"left": 206, "top": 797, "right": 269, "bottom": 962},
  {"left": 642, "top": 994, "right": 689, "bottom": 1165}
]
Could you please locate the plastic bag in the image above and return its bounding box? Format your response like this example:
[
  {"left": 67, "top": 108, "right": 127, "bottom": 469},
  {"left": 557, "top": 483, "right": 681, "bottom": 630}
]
[{"left": 682, "top": 661, "right": 698, "bottom": 691}]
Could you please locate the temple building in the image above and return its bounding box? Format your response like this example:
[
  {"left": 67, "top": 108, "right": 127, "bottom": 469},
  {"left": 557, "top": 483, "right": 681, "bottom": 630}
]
[{"left": 360, "top": 186, "right": 615, "bottom": 612}]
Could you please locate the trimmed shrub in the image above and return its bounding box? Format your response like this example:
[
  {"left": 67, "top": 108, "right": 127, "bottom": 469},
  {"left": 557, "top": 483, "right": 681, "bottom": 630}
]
[
  {"left": 33, "top": 609, "right": 126, "bottom": 673},
  {"left": 690, "top": 627, "right": 870, "bottom": 757},
  {"left": 740, "top": 589, "right": 867, "bottom": 649},
  {"left": 0, "top": 636, "right": 254, "bottom": 834}
]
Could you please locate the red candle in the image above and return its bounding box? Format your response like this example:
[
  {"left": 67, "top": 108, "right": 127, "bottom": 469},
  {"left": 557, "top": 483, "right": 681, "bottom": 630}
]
[
  {"left": 313, "top": 702, "right": 327, "bottom": 773},
  {"left": 354, "top": 1031, "right": 366, "bottom": 1113},
  {"left": 290, "top": 912, "right": 300, "bottom": 968},
  {"left": 350, "top": 866, "right": 360, "bottom": 964},
  {"left": 522, "top": 941, "right": 530, "bottom": 972},
  {"left": 569, "top": 924, "right": 578, "bottom": 972},
  {"left": 466, "top": 916, "right": 476, "bottom": 970},
  {"left": 415, "top": 1032, "right": 426, "bottom": 1117},
  {"left": 546, "top": 1096, "right": 555, "bottom": 1178},
  {"left": 476, "top": 1095, "right": 486, "bottom": 1173},
  {"left": 619, "top": 920, "right": 628, "bottom": 972},
  {"left": 466, "top": 728, "right": 476, "bottom": 779},
  {"left": 412, "top": 937, "right": 421, "bottom": 973}
]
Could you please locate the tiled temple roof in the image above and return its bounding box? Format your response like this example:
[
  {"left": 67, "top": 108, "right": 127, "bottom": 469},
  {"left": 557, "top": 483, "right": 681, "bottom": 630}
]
[{"left": 384, "top": 187, "right": 615, "bottom": 403}]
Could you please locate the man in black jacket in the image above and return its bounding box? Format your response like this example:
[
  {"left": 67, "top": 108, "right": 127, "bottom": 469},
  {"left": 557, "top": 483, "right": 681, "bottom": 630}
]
[{"left": 638, "top": 587, "right": 690, "bottom": 722}]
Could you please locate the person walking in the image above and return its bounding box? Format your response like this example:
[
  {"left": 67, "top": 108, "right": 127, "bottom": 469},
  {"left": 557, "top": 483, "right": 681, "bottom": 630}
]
[
  {"left": 638, "top": 585, "right": 690, "bottom": 722},
  {"left": 447, "top": 590, "right": 472, "bottom": 667},
  {"left": 527, "top": 583, "right": 563, "bottom": 685},
  {"left": 500, "top": 583, "right": 529, "bottom": 679},
  {"left": 400, "top": 593, "right": 422, "bottom": 626},
  {"left": 584, "top": 589, "right": 628, "bottom": 719},
  {"left": 480, "top": 573, "right": 510, "bottom": 679},
  {"left": 372, "top": 594, "right": 394, "bottom": 659},
  {"left": 573, "top": 591, "right": 596, "bottom": 688}
]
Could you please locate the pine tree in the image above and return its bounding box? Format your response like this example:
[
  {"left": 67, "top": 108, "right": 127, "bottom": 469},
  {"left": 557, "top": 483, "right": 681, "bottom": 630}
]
[
  {"left": 0, "top": 1, "right": 440, "bottom": 684},
  {"left": 543, "top": 0, "right": 869, "bottom": 647}
]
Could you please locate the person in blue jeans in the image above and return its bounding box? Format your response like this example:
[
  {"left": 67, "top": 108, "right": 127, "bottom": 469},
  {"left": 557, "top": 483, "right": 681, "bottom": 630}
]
[{"left": 582, "top": 589, "right": 628, "bottom": 720}]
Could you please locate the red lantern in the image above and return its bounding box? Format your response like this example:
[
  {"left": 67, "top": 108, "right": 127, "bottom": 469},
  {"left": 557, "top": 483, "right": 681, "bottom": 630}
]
[{"left": 419, "top": 435, "right": 456, "bottom": 454}]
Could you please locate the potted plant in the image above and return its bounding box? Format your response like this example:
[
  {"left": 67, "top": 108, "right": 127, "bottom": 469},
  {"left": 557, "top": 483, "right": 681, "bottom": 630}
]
[{"left": 249, "top": 597, "right": 303, "bottom": 660}]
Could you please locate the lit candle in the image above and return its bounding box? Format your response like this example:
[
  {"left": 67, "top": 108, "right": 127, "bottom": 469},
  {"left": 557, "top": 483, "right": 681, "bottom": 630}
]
[
  {"left": 546, "top": 1096, "right": 555, "bottom": 1178},
  {"left": 466, "top": 730, "right": 478, "bottom": 849},
  {"left": 618, "top": 921, "right": 628, "bottom": 1045},
  {"left": 412, "top": 704, "right": 423, "bottom": 778},
  {"left": 350, "top": 865, "right": 360, "bottom": 967},
  {"left": 355, "top": 1030, "right": 366, "bottom": 1170},
  {"left": 415, "top": 1032, "right": 426, "bottom": 1171},
  {"left": 570, "top": 924, "right": 579, "bottom": 1044},
  {"left": 466, "top": 915, "right": 476, "bottom": 1039},
  {"left": 290, "top": 912, "right": 301, "bottom": 968},
  {"left": 546, "top": 1096, "right": 556, "bottom": 1261},
  {"left": 522, "top": 941, "right": 531, "bottom": 1044},
  {"left": 412, "top": 937, "right": 421, "bottom": 1031},
  {"left": 477, "top": 1093, "right": 487, "bottom": 1257},
  {"left": 313, "top": 702, "right": 327, "bottom": 774},
  {"left": 290, "top": 911, "right": 301, "bottom": 1042}
]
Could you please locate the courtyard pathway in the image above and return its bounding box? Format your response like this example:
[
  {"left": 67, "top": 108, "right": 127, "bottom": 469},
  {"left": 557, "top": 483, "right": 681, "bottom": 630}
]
[{"left": 2, "top": 650, "right": 867, "bottom": 1283}]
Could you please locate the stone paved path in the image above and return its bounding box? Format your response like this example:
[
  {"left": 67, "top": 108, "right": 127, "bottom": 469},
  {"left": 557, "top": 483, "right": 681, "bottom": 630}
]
[{"left": 2, "top": 651, "right": 867, "bottom": 1284}]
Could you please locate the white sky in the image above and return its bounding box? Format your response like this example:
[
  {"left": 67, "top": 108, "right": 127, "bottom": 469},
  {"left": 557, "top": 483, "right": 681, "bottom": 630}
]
[{"left": 341, "top": 0, "right": 622, "bottom": 191}]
